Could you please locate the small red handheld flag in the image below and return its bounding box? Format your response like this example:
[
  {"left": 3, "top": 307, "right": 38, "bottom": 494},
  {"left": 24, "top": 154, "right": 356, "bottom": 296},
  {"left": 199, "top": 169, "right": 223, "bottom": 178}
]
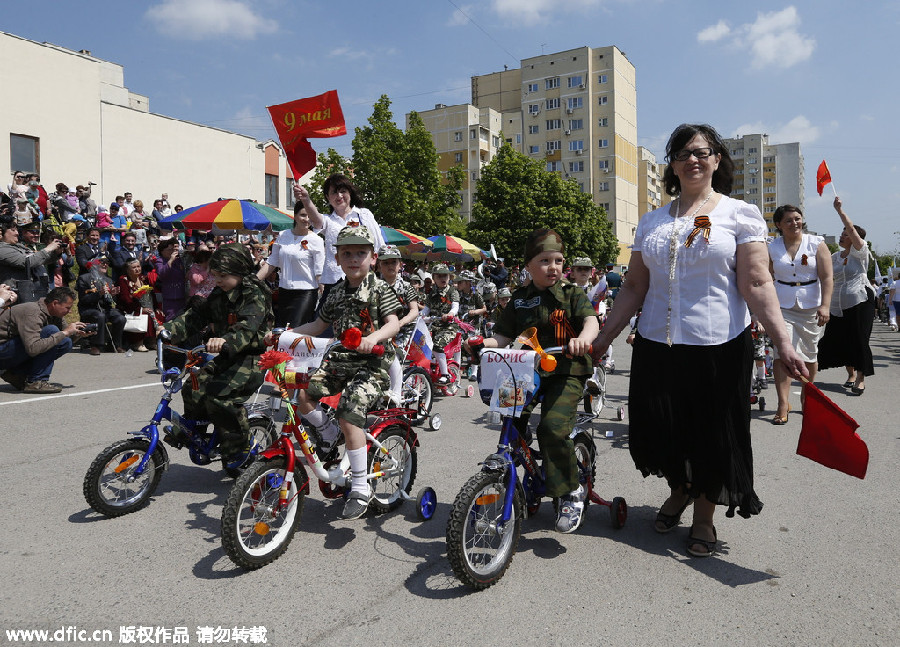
[
  {"left": 816, "top": 160, "right": 832, "bottom": 196},
  {"left": 267, "top": 90, "right": 347, "bottom": 179},
  {"left": 796, "top": 382, "right": 868, "bottom": 479}
]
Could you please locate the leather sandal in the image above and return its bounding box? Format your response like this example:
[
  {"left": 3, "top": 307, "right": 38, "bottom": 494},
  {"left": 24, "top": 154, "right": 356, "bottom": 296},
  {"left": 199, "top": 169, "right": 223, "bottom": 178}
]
[
  {"left": 772, "top": 404, "right": 791, "bottom": 425},
  {"left": 851, "top": 385, "right": 865, "bottom": 395},
  {"left": 687, "top": 525, "right": 717, "bottom": 558},
  {"left": 654, "top": 496, "right": 693, "bottom": 533},
  {"left": 842, "top": 380, "right": 855, "bottom": 388}
]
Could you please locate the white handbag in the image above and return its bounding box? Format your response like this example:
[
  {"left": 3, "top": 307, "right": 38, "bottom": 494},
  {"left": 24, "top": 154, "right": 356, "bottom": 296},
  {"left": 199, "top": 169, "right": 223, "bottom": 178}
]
[{"left": 123, "top": 313, "right": 149, "bottom": 333}]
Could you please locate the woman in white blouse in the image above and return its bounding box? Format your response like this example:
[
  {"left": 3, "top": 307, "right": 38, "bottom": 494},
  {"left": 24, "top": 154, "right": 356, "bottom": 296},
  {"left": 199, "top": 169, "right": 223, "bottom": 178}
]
[
  {"left": 768, "top": 205, "right": 833, "bottom": 424},
  {"left": 816, "top": 197, "right": 874, "bottom": 395},
  {"left": 593, "top": 124, "right": 805, "bottom": 558}
]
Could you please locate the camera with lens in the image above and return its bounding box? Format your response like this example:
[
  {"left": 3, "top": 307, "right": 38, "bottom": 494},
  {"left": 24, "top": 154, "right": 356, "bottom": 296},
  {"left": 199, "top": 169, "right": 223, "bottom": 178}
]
[{"left": 82, "top": 323, "right": 99, "bottom": 333}]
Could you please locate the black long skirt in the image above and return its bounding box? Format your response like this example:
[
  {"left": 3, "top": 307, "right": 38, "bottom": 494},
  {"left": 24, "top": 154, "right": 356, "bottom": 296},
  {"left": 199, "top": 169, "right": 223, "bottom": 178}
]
[
  {"left": 628, "top": 327, "right": 762, "bottom": 519},
  {"left": 817, "top": 288, "right": 875, "bottom": 376}
]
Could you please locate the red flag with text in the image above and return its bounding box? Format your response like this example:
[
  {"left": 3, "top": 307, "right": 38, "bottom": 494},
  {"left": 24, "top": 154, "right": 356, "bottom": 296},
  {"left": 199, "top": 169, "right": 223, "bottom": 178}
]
[
  {"left": 816, "top": 160, "right": 832, "bottom": 196},
  {"left": 797, "top": 382, "right": 868, "bottom": 479},
  {"left": 267, "top": 90, "right": 346, "bottom": 179}
]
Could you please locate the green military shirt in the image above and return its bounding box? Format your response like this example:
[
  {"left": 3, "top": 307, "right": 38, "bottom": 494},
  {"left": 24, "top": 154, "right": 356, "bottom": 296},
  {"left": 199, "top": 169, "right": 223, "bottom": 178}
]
[
  {"left": 320, "top": 272, "right": 401, "bottom": 366},
  {"left": 494, "top": 280, "right": 596, "bottom": 377},
  {"left": 165, "top": 276, "right": 274, "bottom": 398},
  {"left": 386, "top": 276, "right": 418, "bottom": 319},
  {"left": 458, "top": 289, "right": 485, "bottom": 327}
]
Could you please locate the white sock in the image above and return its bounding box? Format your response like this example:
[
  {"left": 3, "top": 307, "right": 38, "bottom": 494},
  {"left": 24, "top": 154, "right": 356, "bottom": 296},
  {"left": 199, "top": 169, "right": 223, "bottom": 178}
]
[
  {"left": 347, "top": 447, "right": 369, "bottom": 496},
  {"left": 436, "top": 352, "right": 448, "bottom": 375},
  {"left": 606, "top": 346, "right": 613, "bottom": 362},
  {"left": 301, "top": 406, "right": 327, "bottom": 428},
  {"left": 388, "top": 356, "right": 402, "bottom": 393},
  {"left": 301, "top": 406, "right": 339, "bottom": 444},
  {"left": 756, "top": 365, "right": 765, "bottom": 380},
  {"left": 453, "top": 349, "right": 461, "bottom": 364}
]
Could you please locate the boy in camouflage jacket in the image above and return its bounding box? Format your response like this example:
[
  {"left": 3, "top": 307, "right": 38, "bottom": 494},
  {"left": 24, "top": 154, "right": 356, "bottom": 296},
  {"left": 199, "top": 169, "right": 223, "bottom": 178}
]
[
  {"left": 421, "top": 263, "right": 459, "bottom": 384},
  {"left": 288, "top": 225, "right": 401, "bottom": 520},
  {"left": 162, "top": 244, "right": 274, "bottom": 467}
]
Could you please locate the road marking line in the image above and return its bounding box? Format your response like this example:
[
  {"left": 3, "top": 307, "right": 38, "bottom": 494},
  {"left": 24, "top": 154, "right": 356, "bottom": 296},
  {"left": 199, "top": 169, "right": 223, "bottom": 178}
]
[{"left": 0, "top": 381, "right": 160, "bottom": 406}]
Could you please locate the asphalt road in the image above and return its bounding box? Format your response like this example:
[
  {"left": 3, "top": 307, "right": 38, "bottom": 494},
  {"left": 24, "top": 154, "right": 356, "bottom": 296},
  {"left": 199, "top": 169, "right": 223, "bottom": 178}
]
[{"left": 1, "top": 326, "right": 897, "bottom": 647}]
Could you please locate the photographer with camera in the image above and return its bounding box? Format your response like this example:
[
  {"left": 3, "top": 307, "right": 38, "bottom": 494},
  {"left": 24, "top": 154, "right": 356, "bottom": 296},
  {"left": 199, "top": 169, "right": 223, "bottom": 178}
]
[
  {"left": 0, "top": 286, "right": 92, "bottom": 393},
  {"left": 76, "top": 256, "right": 126, "bottom": 355},
  {"left": 0, "top": 222, "right": 64, "bottom": 303}
]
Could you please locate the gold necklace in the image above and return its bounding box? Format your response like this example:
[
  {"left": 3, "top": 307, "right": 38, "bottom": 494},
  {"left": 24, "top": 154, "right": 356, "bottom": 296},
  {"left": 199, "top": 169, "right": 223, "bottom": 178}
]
[{"left": 666, "top": 191, "right": 714, "bottom": 346}]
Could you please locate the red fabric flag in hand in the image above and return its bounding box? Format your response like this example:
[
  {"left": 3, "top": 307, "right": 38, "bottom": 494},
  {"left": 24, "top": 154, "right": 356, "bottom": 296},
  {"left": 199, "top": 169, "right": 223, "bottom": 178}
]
[
  {"left": 816, "top": 160, "right": 832, "bottom": 196},
  {"left": 267, "top": 90, "right": 346, "bottom": 179},
  {"left": 797, "top": 382, "right": 868, "bottom": 479}
]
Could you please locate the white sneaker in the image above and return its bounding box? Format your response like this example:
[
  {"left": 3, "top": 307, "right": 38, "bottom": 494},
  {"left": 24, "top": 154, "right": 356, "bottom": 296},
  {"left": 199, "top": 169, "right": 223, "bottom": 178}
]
[
  {"left": 386, "top": 390, "right": 402, "bottom": 407},
  {"left": 555, "top": 485, "right": 586, "bottom": 534}
]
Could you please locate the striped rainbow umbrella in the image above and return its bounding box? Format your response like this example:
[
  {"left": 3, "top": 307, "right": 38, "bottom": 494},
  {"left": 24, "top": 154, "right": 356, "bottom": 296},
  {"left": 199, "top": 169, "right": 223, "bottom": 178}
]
[
  {"left": 426, "top": 235, "right": 483, "bottom": 263},
  {"left": 159, "top": 199, "right": 294, "bottom": 231},
  {"left": 381, "top": 226, "right": 432, "bottom": 248}
]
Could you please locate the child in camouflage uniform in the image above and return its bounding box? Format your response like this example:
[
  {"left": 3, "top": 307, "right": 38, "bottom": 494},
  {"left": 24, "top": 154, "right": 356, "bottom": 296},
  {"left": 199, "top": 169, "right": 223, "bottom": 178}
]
[
  {"left": 456, "top": 270, "right": 487, "bottom": 329},
  {"left": 377, "top": 245, "right": 420, "bottom": 404},
  {"left": 162, "top": 243, "right": 274, "bottom": 468},
  {"left": 288, "top": 225, "right": 401, "bottom": 520},
  {"left": 421, "top": 264, "right": 459, "bottom": 385},
  {"left": 474, "top": 229, "right": 599, "bottom": 534}
]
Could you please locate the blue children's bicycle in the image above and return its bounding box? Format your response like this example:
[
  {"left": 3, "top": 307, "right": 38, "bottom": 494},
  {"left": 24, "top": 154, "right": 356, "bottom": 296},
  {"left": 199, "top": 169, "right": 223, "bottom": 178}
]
[
  {"left": 82, "top": 331, "right": 276, "bottom": 518},
  {"left": 445, "top": 328, "right": 627, "bottom": 590}
]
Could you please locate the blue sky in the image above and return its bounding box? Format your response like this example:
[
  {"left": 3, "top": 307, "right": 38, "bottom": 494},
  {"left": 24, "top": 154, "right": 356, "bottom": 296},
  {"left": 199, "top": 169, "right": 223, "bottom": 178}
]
[{"left": 10, "top": 0, "right": 900, "bottom": 253}]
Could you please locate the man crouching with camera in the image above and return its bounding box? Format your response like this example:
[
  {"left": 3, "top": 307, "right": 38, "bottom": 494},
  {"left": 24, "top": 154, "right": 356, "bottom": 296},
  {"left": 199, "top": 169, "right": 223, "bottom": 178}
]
[{"left": 0, "top": 286, "right": 93, "bottom": 393}]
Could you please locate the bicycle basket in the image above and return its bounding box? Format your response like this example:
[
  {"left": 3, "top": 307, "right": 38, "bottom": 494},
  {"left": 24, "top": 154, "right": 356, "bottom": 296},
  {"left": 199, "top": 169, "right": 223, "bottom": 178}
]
[{"left": 477, "top": 348, "right": 540, "bottom": 415}]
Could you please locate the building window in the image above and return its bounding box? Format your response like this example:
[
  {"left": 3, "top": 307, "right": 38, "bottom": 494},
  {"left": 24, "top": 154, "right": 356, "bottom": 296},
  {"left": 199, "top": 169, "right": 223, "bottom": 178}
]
[
  {"left": 265, "top": 174, "right": 278, "bottom": 207},
  {"left": 598, "top": 96, "right": 608, "bottom": 106},
  {"left": 598, "top": 139, "right": 609, "bottom": 148},
  {"left": 567, "top": 75, "right": 583, "bottom": 88},
  {"left": 546, "top": 140, "right": 561, "bottom": 152},
  {"left": 765, "top": 196, "right": 776, "bottom": 203},
  {"left": 529, "top": 145, "right": 540, "bottom": 154},
  {"left": 546, "top": 161, "right": 560, "bottom": 172},
  {"left": 528, "top": 125, "right": 539, "bottom": 134},
  {"left": 748, "top": 147, "right": 758, "bottom": 153},
  {"left": 569, "top": 119, "right": 583, "bottom": 130},
  {"left": 569, "top": 140, "right": 584, "bottom": 151},
  {"left": 492, "top": 135, "right": 500, "bottom": 147},
  {"left": 454, "top": 131, "right": 462, "bottom": 142},
  {"left": 567, "top": 97, "right": 583, "bottom": 110},
  {"left": 598, "top": 118, "right": 608, "bottom": 127},
  {"left": 598, "top": 75, "right": 608, "bottom": 84},
  {"left": 546, "top": 119, "right": 561, "bottom": 131},
  {"left": 286, "top": 178, "right": 295, "bottom": 210},
  {"left": 480, "top": 129, "right": 488, "bottom": 142},
  {"left": 10, "top": 133, "right": 39, "bottom": 173},
  {"left": 528, "top": 104, "right": 540, "bottom": 115},
  {"left": 598, "top": 182, "right": 610, "bottom": 191},
  {"left": 749, "top": 177, "right": 757, "bottom": 184},
  {"left": 598, "top": 160, "right": 610, "bottom": 170},
  {"left": 600, "top": 202, "right": 610, "bottom": 211},
  {"left": 569, "top": 161, "right": 584, "bottom": 173},
  {"left": 545, "top": 77, "right": 560, "bottom": 90},
  {"left": 472, "top": 171, "right": 477, "bottom": 181},
  {"left": 747, "top": 188, "right": 758, "bottom": 194},
  {"left": 546, "top": 98, "right": 560, "bottom": 110},
  {"left": 515, "top": 134, "right": 522, "bottom": 144},
  {"left": 527, "top": 83, "right": 538, "bottom": 92},
  {"left": 454, "top": 152, "right": 463, "bottom": 163}
]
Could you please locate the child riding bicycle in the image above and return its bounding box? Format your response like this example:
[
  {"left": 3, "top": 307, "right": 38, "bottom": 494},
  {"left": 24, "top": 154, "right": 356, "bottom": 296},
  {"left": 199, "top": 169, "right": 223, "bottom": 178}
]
[
  {"left": 282, "top": 225, "right": 401, "bottom": 520},
  {"left": 421, "top": 263, "right": 460, "bottom": 385},
  {"left": 470, "top": 229, "right": 599, "bottom": 533},
  {"left": 377, "top": 245, "right": 420, "bottom": 405},
  {"left": 161, "top": 243, "right": 274, "bottom": 468}
]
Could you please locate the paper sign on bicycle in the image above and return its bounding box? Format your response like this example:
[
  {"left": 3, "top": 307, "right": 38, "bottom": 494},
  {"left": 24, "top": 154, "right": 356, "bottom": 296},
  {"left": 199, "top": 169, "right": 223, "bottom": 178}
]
[
  {"left": 477, "top": 348, "right": 539, "bottom": 415},
  {"left": 276, "top": 332, "right": 330, "bottom": 387}
]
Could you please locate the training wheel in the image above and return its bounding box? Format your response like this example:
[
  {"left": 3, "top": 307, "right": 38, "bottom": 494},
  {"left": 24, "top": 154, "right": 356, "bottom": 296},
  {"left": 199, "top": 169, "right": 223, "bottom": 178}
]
[
  {"left": 428, "top": 413, "right": 442, "bottom": 431},
  {"left": 610, "top": 496, "right": 627, "bottom": 529},
  {"left": 416, "top": 487, "right": 437, "bottom": 521},
  {"left": 466, "top": 385, "right": 475, "bottom": 398},
  {"left": 758, "top": 397, "right": 766, "bottom": 411},
  {"left": 617, "top": 406, "right": 625, "bottom": 421}
]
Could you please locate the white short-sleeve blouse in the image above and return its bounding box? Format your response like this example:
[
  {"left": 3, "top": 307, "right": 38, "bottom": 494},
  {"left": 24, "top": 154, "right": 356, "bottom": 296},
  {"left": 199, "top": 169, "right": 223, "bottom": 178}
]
[{"left": 634, "top": 195, "right": 768, "bottom": 346}]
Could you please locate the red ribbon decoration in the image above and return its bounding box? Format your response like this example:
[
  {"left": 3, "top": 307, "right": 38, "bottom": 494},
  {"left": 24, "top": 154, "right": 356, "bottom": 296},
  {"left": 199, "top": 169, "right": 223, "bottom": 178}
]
[
  {"left": 801, "top": 254, "right": 809, "bottom": 266},
  {"left": 684, "top": 215, "right": 712, "bottom": 248},
  {"left": 549, "top": 309, "right": 575, "bottom": 348}
]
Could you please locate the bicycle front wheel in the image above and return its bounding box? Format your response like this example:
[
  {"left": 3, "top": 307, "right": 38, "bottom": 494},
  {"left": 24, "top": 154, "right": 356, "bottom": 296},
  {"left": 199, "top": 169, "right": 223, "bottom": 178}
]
[
  {"left": 369, "top": 426, "right": 417, "bottom": 512},
  {"left": 446, "top": 470, "right": 522, "bottom": 590},
  {"left": 83, "top": 439, "right": 165, "bottom": 517},
  {"left": 221, "top": 457, "right": 305, "bottom": 570}
]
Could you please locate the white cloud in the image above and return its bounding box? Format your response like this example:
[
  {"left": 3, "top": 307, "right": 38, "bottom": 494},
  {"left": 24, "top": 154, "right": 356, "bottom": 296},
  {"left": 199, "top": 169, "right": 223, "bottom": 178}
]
[
  {"left": 145, "top": 0, "right": 278, "bottom": 41},
  {"left": 491, "top": 0, "right": 601, "bottom": 26},
  {"left": 698, "top": 6, "right": 815, "bottom": 70},
  {"left": 697, "top": 20, "right": 730, "bottom": 43},
  {"left": 731, "top": 115, "right": 821, "bottom": 145}
]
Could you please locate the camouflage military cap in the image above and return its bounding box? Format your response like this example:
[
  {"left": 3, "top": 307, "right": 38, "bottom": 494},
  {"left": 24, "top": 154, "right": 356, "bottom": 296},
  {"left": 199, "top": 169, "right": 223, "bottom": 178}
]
[
  {"left": 498, "top": 287, "right": 512, "bottom": 298},
  {"left": 379, "top": 245, "right": 402, "bottom": 260},
  {"left": 334, "top": 224, "right": 375, "bottom": 247},
  {"left": 571, "top": 257, "right": 594, "bottom": 268},
  {"left": 431, "top": 263, "right": 453, "bottom": 275},
  {"left": 456, "top": 270, "right": 477, "bottom": 282},
  {"left": 408, "top": 274, "right": 424, "bottom": 284}
]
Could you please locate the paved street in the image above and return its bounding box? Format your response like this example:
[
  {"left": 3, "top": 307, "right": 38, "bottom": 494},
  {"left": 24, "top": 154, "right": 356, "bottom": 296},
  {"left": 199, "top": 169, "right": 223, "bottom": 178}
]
[{"left": 0, "top": 326, "right": 897, "bottom": 647}]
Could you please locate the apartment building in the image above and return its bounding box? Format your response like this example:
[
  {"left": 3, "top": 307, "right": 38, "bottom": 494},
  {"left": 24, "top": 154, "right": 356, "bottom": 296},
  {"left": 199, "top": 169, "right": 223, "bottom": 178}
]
[
  {"left": 411, "top": 103, "right": 503, "bottom": 221},
  {"left": 468, "top": 45, "right": 639, "bottom": 261},
  {"left": 724, "top": 133, "right": 804, "bottom": 235},
  {"left": 637, "top": 146, "right": 664, "bottom": 219}
]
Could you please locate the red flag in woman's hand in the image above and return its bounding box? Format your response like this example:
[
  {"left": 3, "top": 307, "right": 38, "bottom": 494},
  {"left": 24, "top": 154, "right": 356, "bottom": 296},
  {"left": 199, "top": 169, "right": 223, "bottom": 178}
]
[
  {"left": 797, "top": 382, "right": 868, "bottom": 479},
  {"left": 816, "top": 160, "right": 832, "bottom": 196}
]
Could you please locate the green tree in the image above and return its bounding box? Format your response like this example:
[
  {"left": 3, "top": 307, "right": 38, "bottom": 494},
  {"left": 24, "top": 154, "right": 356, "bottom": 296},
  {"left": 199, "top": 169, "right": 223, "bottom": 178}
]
[{"left": 467, "top": 143, "right": 618, "bottom": 265}]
